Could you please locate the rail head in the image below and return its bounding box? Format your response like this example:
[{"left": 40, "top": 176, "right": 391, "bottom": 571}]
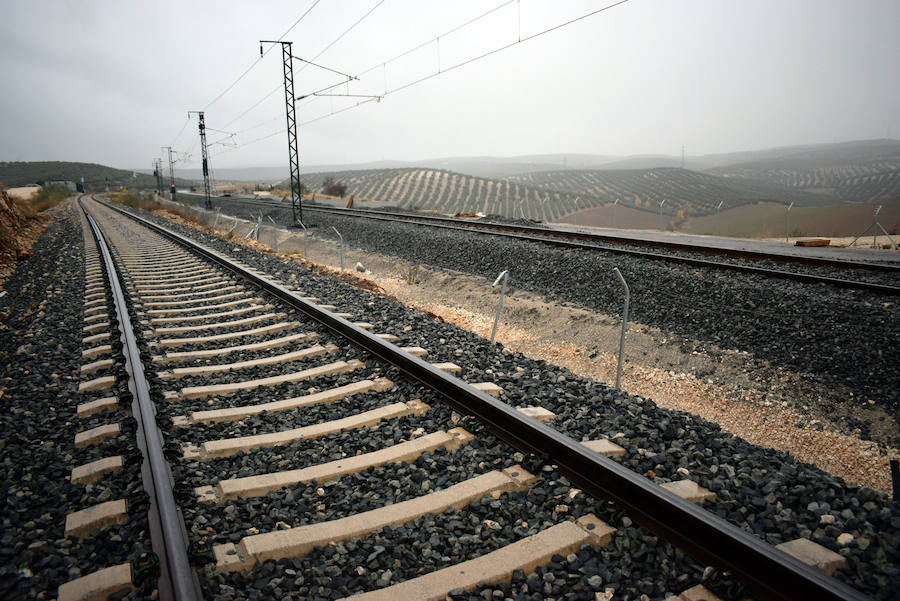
[
  {"left": 308, "top": 204, "right": 900, "bottom": 274},
  {"left": 80, "top": 199, "right": 203, "bottom": 601},
  {"left": 95, "top": 196, "right": 874, "bottom": 601}
]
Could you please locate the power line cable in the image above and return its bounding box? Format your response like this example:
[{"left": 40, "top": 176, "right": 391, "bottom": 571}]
[
  {"left": 209, "top": 128, "right": 286, "bottom": 159},
  {"left": 202, "top": 0, "right": 322, "bottom": 111},
  {"left": 356, "top": 0, "right": 515, "bottom": 79},
  {"left": 387, "top": 0, "right": 630, "bottom": 97},
  {"left": 216, "top": 0, "right": 385, "bottom": 130},
  {"left": 288, "top": 0, "right": 520, "bottom": 112},
  {"left": 203, "top": 0, "right": 632, "bottom": 161},
  {"left": 170, "top": 116, "right": 191, "bottom": 147},
  {"left": 301, "top": 0, "right": 633, "bottom": 122},
  {"left": 220, "top": 84, "right": 282, "bottom": 130},
  {"left": 297, "top": 0, "right": 386, "bottom": 73}
]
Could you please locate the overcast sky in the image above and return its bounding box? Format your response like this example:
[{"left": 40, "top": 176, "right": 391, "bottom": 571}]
[{"left": 1, "top": 0, "right": 898, "bottom": 171}]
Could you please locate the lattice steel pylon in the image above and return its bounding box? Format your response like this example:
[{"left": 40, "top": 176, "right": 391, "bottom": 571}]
[
  {"left": 188, "top": 111, "right": 212, "bottom": 210},
  {"left": 262, "top": 40, "right": 303, "bottom": 226},
  {"left": 162, "top": 146, "right": 176, "bottom": 200},
  {"left": 152, "top": 158, "right": 163, "bottom": 196}
]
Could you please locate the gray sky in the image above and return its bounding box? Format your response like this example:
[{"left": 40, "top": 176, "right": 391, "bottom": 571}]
[{"left": 1, "top": 0, "right": 898, "bottom": 171}]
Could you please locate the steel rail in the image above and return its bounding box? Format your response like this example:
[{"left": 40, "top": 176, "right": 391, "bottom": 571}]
[
  {"left": 306, "top": 204, "right": 900, "bottom": 273},
  {"left": 99, "top": 196, "right": 873, "bottom": 601},
  {"left": 303, "top": 205, "right": 900, "bottom": 294},
  {"left": 81, "top": 200, "right": 203, "bottom": 601},
  {"left": 176, "top": 192, "right": 900, "bottom": 293}
]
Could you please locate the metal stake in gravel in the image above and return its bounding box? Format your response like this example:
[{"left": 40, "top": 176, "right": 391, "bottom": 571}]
[
  {"left": 332, "top": 226, "right": 345, "bottom": 271},
  {"left": 613, "top": 267, "right": 630, "bottom": 389},
  {"left": 786, "top": 201, "right": 794, "bottom": 243},
  {"left": 849, "top": 205, "right": 898, "bottom": 250},
  {"left": 490, "top": 270, "right": 509, "bottom": 343},
  {"left": 295, "top": 220, "right": 309, "bottom": 257},
  {"left": 891, "top": 459, "right": 900, "bottom": 502}
]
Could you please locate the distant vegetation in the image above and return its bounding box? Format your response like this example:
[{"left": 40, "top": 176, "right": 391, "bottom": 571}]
[
  {"left": 320, "top": 176, "right": 348, "bottom": 198},
  {"left": 8, "top": 140, "right": 898, "bottom": 229},
  {"left": 297, "top": 166, "right": 827, "bottom": 220},
  {"left": 0, "top": 161, "right": 165, "bottom": 191},
  {"left": 709, "top": 139, "right": 900, "bottom": 203},
  {"left": 299, "top": 168, "right": 598, "bottom": 221},
  {"left": 109, "top": 189, "right": 158, "bottom": 210},
  {"left": 505, "top": 167, "right": 827, "bottom": 217},
  {"left": 28, "top": 183, "right": 72, "bottom": 212},
  {"left": 293, "top": 140, "right": 900, "bottom": 222}
]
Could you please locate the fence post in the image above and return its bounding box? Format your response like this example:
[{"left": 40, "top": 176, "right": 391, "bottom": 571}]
[
  {"left": 490, "top": 270, "right": 509, "bottom": 343},
  {"left": 785, "top": 202, "right": 794, "bottom": 243},
  {"left": 891, "top": 460, "right": 899, "bottom": 502},
  {"left": 332, "top": 226, "right": 344, "bottom": 271},
  {"left": 613, "top": 267, "right": 630, "bottom": 389}
]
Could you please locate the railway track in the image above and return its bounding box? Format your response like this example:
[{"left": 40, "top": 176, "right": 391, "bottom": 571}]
[
  {"left": 178, "top": 193, "right": 900, "bottom": 295},
  {"left": 40, "top": 195, "right": 894, "bottom": 600}
]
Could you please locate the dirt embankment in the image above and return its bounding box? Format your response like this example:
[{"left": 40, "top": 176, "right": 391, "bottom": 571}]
[{"left": 0, "top": 185, "right": 55, "bottom": 286}]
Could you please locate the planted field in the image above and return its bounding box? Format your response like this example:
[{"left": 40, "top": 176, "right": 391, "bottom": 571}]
[
  {"left": 299, "top": 168, "right": 599, "bottom": 221},
  {"left": 561, "top": 201, "right": 900, "bottom": 239},
  {"left": 713, "top": 162, "right": 900, "bottom": 203},
  {"left": 505, "top": 167, "right": 828, "bottom": 218},
  {"left": 709, "top": 139, "right": 900, "bottom": 203}
]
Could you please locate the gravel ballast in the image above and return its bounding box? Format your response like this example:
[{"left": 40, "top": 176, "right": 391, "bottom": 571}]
[
  {"left": 82, "top": 199, "right": 898, "bottom": 601},
  {"left": 0, "top": 203, "right": 155, "bottom": 600},
  {"left": 186, "top": 197, "right": 900, "bottom": 418}
]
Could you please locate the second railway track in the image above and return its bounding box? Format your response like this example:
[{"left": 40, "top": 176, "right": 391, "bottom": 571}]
[
  {"left": 178, "top": 193, "right": 900, "bottom": 294},
  {"left": 43, "top": 196, "right": 897, "bottom": 600}
]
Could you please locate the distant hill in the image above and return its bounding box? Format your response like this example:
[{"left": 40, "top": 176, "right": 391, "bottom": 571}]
[
  {"left": 294, "top": 165, "right": 832, "bottom": 221},
  {"left": 707, "top": 139, "right": 900, "bottom": 203},
  {"left": 8, "top": 139, "right": 896, "bottom": 218},
  {"left": 0, "top": 161, "right": 162, "bottom": 191},
  {"left": 296, "top": 154, "right": 616, "bottom": 179},
  {"left": 698, "top": 138, "right": 900, "bottom": 170},
  {"left": 297, "top": 168, "right": 598, "bottom": 221}
]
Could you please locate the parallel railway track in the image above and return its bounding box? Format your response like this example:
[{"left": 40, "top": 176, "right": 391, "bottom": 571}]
[
  {"left": 48, "top": 194, "right": 891, "bottom": 600},
  {"left": 178, "top": 192, "right": 900, "bottom": 295}
]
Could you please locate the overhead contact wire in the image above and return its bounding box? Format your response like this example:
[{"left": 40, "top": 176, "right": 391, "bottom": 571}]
[{"left": 203, "top": 0, "right": 322, "bottom": 111}]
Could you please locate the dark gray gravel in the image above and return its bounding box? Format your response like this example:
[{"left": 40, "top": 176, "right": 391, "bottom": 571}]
[
  {"left": 93, "top": 200, "right": 899, "bottom": 601},
  {"left": 187, "top": 196, "right": 900, "bottom": 420},
  {"left": 0, "top": 204, "right": 155, "bottom": 600}
]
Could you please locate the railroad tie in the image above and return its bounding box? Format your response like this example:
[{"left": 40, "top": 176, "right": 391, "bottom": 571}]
[
  {"left": 196, "top": 427, "right": 474, "bottom": 503},
  {"left": 152, "top": 331, "right": 318, "bottom": 363},
  {"left": 184, "top": 399, "right": 430, "bottom": 460},
  {"left": 165, "top": 358, "right": 365, "bottom": 401},
  {"left": 336, "top": 515, "right": 615, "bottom": 601},
  {"left": 213, "top": 465, "right": 537, "bottom": 572},
  {"left": 152, "top": 320, "right": 301, "bottom": 348},
  {"left": 64, "top": 499, "right": 128, "bottom": 538},
  {"left": 157, "top": 343, "right": 339, "bottom": 380},
  {"left": 57, "top": 564, "right": 133, "bottom": 601},
  {"left": 173, "top": 377, "right": 394, "bottom": 426}
]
